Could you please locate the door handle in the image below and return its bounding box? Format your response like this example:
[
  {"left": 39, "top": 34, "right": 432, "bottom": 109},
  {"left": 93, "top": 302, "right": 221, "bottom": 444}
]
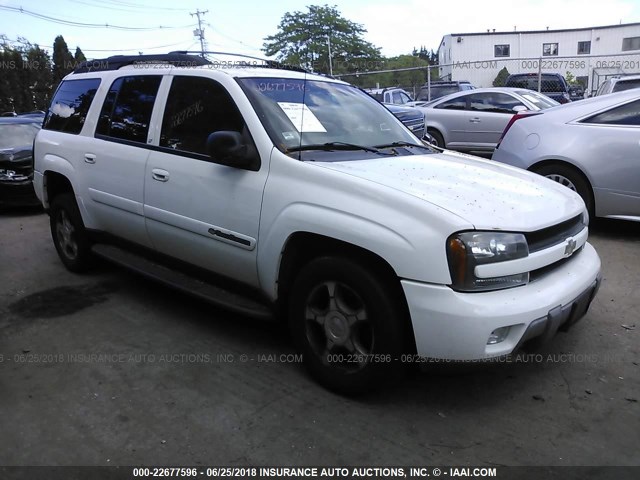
[
  {"left": 84, "top": 153, "right": 96, "bottom": 164},
  {"left": 151, "top": 168, "right": 170, "bottom": 182},
  {"left": 469, "top": 117, "right": 481, "bottom": 123}
]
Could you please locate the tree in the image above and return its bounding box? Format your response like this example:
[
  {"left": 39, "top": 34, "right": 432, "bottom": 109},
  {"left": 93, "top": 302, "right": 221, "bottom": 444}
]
[
  {"left": 263, "top": 5, "right": 382, "bottom": 75},
  {"left": 493, "top": 66, "right": 510, "bottom": 87},
  {"left": 74, "top": 46, "right": 87, "bottom": 64},
  {"left": 52, "top": 35, "right": 74, "bottom": 84}
]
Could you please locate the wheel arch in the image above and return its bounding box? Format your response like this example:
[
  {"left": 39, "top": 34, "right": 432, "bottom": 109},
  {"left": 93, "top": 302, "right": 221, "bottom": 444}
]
[
  {"left": 276, "top": 231, "right": 417, "bottom": 354},
  {"left": 528, "top": 159, "right": 595, "bottom": 212}
]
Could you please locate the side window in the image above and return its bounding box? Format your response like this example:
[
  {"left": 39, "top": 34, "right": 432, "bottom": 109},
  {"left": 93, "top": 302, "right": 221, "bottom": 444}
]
[
  {"left": 583, "top": 100, "right": 640, "bottom": 126},
  {"left": 43, "top": 78, "right": 101, "bottom": 134},
  {"left": 160, "top": 76, "right": 247, "bottom": 156},
  {"left": 392, "top": 91, "right": 402, "bottom": 104},
  {"left": 468, "top": 93, "right": 523, "bottom": 114},
  {"left": 95, "top": 75, "right": 162, "bottom": 143},
  {"left": 435, "top": 97, "right": 467, "bottom": 110}
]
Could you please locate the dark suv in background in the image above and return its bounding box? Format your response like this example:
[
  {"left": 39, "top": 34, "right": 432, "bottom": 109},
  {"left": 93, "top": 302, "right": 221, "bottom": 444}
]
[
  {"left": 504, "top": 73, "right": 572, "bottom": 103},
  {"left": 411, "top": 81, "right": 475, "bottom": 105}
]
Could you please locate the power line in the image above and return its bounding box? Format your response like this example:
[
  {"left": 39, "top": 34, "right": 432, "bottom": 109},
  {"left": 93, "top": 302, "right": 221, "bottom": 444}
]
[
  {"left": 0, "top": 5, "right": 196, "bottom": 31},
  {"left": 68, "top": 0, "right": 189, "bottom": 13}
]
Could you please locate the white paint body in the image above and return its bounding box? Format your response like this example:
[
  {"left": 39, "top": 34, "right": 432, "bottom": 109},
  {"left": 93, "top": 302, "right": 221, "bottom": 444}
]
[{"left": 34, "top": 65, "right": 601, "bottom": 360}]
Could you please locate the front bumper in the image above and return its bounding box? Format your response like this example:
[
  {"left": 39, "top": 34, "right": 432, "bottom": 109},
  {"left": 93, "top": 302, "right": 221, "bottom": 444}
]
[
  {"left": 0, "top": 179, "right": 40, "bottom": 207},
  {"left": 402, "top": 242, "right": 601, "bottom": 360}
]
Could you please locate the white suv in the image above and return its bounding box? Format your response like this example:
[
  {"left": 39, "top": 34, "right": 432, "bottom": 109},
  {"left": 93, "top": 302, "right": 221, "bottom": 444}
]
[{"left": 34, "top": 54, "right": 601, "bottom": 393}]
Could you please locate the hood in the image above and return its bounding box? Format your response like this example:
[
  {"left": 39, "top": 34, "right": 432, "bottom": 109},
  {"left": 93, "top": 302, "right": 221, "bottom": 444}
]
[
  {"left": 314, "top": 151, "right": 585, "bottom": 232},
  {"left": 0, "top": 146, "right": 33, "bottom": 167},
  {"left": 384, "top": 104, "right": 423, "bottom": 121}
]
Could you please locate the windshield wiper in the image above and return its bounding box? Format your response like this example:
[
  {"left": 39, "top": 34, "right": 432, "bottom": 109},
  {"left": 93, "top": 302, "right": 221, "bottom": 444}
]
[
  {"left": 287, "top": 142, "right": 393, "bottom": 155},
  {"left": 374, "top": 141, "right": 433, "bottom": 150}
]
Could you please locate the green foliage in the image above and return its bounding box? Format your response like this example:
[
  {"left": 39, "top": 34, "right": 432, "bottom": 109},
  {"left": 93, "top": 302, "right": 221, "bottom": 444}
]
[
  {"left": 352, "top": 54, "right": 429, "bottom": 91},
  {"left": 263, "top": 5, "right": 382, "bottom": 75},
  {"left": 0, "top": 35, "right": 65, "bottom": 112},
  {"left": 492, "top": 66, "right": 510, "bottom": 87},
  {"left": 52, "top": 35, "right": 74, "bottom": 84},
  {"left": 74, "top": 47, "right": 87, "bottom": 64}
]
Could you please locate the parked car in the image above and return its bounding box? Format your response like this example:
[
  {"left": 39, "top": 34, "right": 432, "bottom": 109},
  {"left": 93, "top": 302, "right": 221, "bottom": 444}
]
[
  {"left": 568, "top": 85, "right": 585, "bottom": 101},
  {"left": 492, "top": 89, "right": 640, "bottom": 220},
  {"left": 409, "top": 81, "right": 475, "bottom": 106},
  {"left": 34, "top": 53, "right": 601, "bottom": 393},
  {"left": 504, "top": 73, "right": 572, "bottom": 104},
  {"left": 595, "top": 75, "right": 640, "bottom": 96},
  {"left": 416, "top": 87, "right": 558, "bottom": 154},
  {"left": 0, "top": 117, "right": 42, "bottom": 207},
  {"left": 364, "top": 87, "right": 413, "bottom": 104},
  {"left": 385, "top": 103, "right": 426, "bottom": 139}
]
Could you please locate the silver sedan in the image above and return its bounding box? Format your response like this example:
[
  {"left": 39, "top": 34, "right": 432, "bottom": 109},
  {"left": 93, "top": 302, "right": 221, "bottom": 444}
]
[
  {"left": 492, "top": 89, "right": 640, "bottom": 221},
  {"left": 417, "top": 87, "right": 558, "bottom": 154}
]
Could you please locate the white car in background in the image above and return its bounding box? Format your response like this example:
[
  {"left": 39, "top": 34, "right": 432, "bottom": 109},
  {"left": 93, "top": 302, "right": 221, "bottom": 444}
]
[{"left": 417, "top": 87, "right": 558, "bottom": 154}]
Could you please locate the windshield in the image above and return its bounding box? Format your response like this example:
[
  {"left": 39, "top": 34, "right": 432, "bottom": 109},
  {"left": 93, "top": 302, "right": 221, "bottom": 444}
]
[
  {"left": 238, "top": 77, "right": 420, "bottom": 158},
  {"left": 0, "top": 123, "right": 40, "bottom": 149},
  {"left": 613, "top": 79, "right": 640, "bottom": 92},
  {"left": 506, "top": 75, "right": 564, "bottom": 92},
  {"left": 515, "top": 90, "right": 559, "bottom": 109},
  {"left": 417, "top": 86, "right": 461, "bottom": 101}
]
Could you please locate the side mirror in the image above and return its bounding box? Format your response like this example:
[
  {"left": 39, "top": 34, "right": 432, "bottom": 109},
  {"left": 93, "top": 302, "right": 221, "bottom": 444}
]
[
  {"left": 512, "top": 105, "right": 529, "bottom": 113},
  {"left": 206, "top": 131, "right": 258, "bottom": 170}
]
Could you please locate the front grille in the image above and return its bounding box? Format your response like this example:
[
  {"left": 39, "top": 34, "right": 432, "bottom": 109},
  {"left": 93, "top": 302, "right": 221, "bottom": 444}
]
[{"left": 525, "top": 214, "right": 585, "bottom": 253}]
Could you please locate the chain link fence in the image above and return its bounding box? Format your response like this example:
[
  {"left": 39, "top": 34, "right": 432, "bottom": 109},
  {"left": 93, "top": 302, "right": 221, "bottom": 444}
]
[{"left": 338, "top": 53, "right": 640, "bottom": 101}]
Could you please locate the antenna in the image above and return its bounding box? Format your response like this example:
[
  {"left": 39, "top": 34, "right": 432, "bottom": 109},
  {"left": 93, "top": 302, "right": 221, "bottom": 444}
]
[{"left": 190, "top": 9, "right": 208, "bottom": 58}]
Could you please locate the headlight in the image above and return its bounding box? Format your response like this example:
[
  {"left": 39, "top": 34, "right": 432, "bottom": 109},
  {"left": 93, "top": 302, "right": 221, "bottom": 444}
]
[{"left": 447, "top": 231, "right": 529, "bottom": 292}]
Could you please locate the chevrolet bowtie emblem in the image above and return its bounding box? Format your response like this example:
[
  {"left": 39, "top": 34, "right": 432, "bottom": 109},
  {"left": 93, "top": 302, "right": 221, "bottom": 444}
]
[{"left": 564, "top": 237, "right": 577, "bottom": 256}]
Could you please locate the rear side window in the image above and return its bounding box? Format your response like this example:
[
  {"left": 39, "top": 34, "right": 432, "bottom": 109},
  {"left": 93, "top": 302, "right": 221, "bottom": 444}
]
[
  {"left": 612, "top": 79, "right": 640, "bottom": 93},
  {"left": 435, "top": 97, "right": 467, "bottom": 110},
  {"left": 583, "top": 100, "right": 640, "bottom": 125},
  {"left": 159, "top": 76, "right": 247, "bottom": 156},
  {"left": 467, "top": 92, "right": 523, "bottom": 114},
  {"left": 43, "top": 78, "right": 101, "bottom": 134},
  {"left": 96, "top": 75, "right": 162, "bottom": 143}
]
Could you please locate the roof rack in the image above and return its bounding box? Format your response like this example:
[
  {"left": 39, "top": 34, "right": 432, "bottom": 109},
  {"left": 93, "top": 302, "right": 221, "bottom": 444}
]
[
  {"left": 169, "top": 50, "right": 308, "bottom": 73},
  {"left": 73, "top": 53, "right": 210, "bottom": 74}
]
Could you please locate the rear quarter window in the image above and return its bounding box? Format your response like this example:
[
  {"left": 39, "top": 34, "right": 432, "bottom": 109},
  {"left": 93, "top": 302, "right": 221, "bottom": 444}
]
[{"left": 43, "top": 78, "right": 101, "bottom": 134}]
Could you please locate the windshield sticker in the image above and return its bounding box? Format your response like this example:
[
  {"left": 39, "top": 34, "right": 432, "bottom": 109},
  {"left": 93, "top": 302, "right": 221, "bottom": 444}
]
[
  {"left": 257, "top": 82, "right": 305, "bottom": 92},
  {"left": 277, "top": 102, "right": 327, "bottom": 133},
  {"left": 282, "top": 131, "right": 296, "bottom": 140}
]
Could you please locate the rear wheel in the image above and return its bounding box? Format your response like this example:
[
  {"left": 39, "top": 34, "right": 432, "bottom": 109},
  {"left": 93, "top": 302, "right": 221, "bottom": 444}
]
[
  {"left": 533, "top": 164, "right": 594, "bottom": 216},
  {"left": 288, "top": 256, "right": 405, "bottom": 394},
  {"left": 50, "top": 194, "right": 93, "bottom": 272}
]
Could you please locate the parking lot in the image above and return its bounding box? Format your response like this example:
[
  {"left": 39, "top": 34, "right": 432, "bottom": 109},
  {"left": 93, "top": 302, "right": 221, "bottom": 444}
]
[{"left": 1, "top": 208, "right": 638, "bottom": 467}]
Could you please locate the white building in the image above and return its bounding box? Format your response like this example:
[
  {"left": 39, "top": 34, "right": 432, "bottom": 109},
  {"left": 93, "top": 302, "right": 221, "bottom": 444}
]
[{"left": 438, "top": 22, "right": 640, "bottom": 93}]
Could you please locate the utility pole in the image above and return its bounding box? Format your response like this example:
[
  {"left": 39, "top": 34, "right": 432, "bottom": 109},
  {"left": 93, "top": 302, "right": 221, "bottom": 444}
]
[
  {"left": 190, "top": 9, "right": 208, "bottom": 57},
  {"left": 326, "top": 35, "right": 333, "bottom": 76}
]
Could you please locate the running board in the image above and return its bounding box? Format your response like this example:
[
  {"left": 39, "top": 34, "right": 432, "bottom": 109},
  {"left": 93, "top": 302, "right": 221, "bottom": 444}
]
[{"left": 91, "top": 244, "right": 273, "bottom": 320}]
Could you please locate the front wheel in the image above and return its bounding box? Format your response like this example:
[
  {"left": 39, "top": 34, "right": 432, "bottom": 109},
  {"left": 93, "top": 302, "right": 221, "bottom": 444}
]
[
  {"left": 50, "top": 193, "right": 93, "bottom": 272},
  {"left": 427, "top": 129, "right": 445, "bottom": 149},
  {"left": 288, "top": 256, "right": 405, "bottom": 394}
]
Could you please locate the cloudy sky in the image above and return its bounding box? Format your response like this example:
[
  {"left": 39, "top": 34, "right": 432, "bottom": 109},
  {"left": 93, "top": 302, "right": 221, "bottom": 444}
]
[{"left": 1, "top": 0, "right": 639, "bottom": 61}]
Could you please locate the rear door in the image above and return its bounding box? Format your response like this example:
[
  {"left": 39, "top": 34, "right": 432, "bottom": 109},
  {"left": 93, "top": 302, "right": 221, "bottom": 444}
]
[{"left": 81, "top": 74, "right": 162, "bottom": 247}]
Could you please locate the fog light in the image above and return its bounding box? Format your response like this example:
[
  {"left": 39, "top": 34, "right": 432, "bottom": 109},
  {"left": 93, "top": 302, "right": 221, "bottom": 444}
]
[{"left": 487, "top": 326, "right": 510, "bottom": 345}]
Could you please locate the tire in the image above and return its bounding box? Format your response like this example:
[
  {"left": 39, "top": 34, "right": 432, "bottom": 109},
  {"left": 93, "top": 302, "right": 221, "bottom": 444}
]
[
  {"left": 50, "top": 193, "right": 94, "bottom": 272},
  {"left": 288, "top": 256, "right": 405, "bottom": 394},
  {"left": 533, "top": 164, "right": 594, "bottom": 216},
  {"left": 428, "top": 129, "right": 445, "bottom": 149}
]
